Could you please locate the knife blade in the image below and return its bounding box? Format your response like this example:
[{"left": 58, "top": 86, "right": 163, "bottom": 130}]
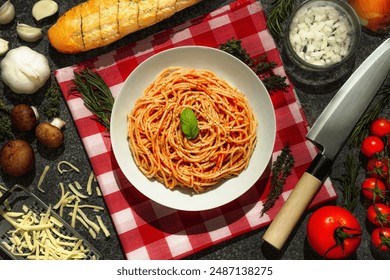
[{"left": 263, "top": 38, "right": 390, "bottom": 250}]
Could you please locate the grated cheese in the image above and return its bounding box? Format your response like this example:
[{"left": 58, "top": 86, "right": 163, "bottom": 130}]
[
  {"left": 96, "top": 215, "right": 110, "bottom": 238},
  {"left": 0, "top": 205, "right": 96, "bottom": 260},
  {"left": 74, "top": 181, "right": 83, "bottom": 190},
  {"left": 95, "top": 186, "right": 102, "bottom": 196},
  {"left": 57, "top": 161, "right": 80, "bottom": 174},
  {"left": 37, "top": 165, "right": 50, "bottom": 193},
  {"left": 68, "top": 183, "right": 88, "bottom": 199},
  {"left": 76, "top": 209, "right": 100, "bottom": 233},
  {"left": 86, "top": 171, "right": 94, "bottom": 195}
]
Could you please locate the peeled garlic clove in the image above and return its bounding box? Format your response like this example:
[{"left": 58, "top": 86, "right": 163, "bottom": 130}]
[
  {"left": 0, "top": 38, "right": 9, "bottom": 55},
  {"left": 32, "top": 0, "right": 58, "bottom": 21},
  {"left": 0, "top": 0, "right": 15, "bottom": 24},
  {"left": 16, "top": 23, "right": 43, "bottom": 43}
]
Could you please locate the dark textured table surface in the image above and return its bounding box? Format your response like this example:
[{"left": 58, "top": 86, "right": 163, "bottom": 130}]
[{"left": 0, "top": 0, "right": 389, "bottom": 260}]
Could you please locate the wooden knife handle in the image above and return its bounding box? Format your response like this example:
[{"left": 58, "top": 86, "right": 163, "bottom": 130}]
[{"left": 262, "top": 154, "right": 333, "bottom": 250}]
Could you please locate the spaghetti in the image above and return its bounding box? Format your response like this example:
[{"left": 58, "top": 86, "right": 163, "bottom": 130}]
[{"left": 127, "top": 67, "right": 257, "bottom": 193}]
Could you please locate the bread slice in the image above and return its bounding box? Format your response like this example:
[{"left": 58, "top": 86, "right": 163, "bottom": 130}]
[
  {"left": 47, "top": 5, "right": 84, "bottom": 54},
  {"left": 138, "top": 0, "right": 158, "bottom": 28},
  {"left": 81, "top": 0, "right": 101, "bottom": 51},
  {"left": 176, "top": 0, "right": 200, "bottom": 11},
  {"left": 99, "top": 0, "right": 121, "bottom": 46},
  {"left": 48, "top": 0, "right": 202, "bottom": 53},
  {"left": 118, "top": 0, "right": 140, "bottom": 37},
  {"left": 157, "top": 0, "right": 176, "bottom": 21}
]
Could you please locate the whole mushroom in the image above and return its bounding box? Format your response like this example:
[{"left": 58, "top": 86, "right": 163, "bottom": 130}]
[
  {"left": 0, "top": 139, "right": 35, "bottom": 176},
  {"left": 10, "top": 104, "right": 39, "bottom": 132},
  {"left": 35, "top": 117, "right": 65, "bottom": 148}
]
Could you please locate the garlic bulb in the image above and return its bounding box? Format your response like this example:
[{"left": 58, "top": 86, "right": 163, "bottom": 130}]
[
  {"left": 32, "top": 0, "right": 58, "bottom": 21},
  {"left": 0, "top": 38, "right": 9, "bottom": 55},
  {"left": 0, "top": 0, "right": 15, "bottom": 24},
  {"left": 16, "top": 23, "right": 43, "bottom": 43},
  {"left": 1, "top": 46, "right": 51, "bottom": 94}
]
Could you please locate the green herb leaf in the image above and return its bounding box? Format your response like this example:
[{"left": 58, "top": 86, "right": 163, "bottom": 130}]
[
  {"left": 180, "top": 108, "right": 199, "bottom": 140},
  {"left": 260, "top": 144, "right": 295, "bottom": 217},
  {"left": 219, "top": 38, "right": 289, "bottom": 93},
  {"left": 349, "top": 87, "right": 390, "bottom": 148},
  {"left": 335, "top": 153, "right": 361, "bottom": 212},
  {"left": 0, "top": 100, "right": 13, "bottom": 141},
  {"left": 69, "top": 68, "right": 114, "bottom": 131},
  {"left": 267, "top": 0, "right": 297, "bottom": 40},
  {"left": 43, "top": 78, "right": 62, "bottom": 119}
]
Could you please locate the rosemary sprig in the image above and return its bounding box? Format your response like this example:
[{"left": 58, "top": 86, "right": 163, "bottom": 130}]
[
  {"left": 69, "top": 68, "right": 114, "bottom": 131},
  {"left": 335, "top": 153, "right": 361, "bottom": 212},
  {"left": 43, "top": 78, "right": 62, "bottom": 119},
  {"left": 349, "top": 87, "right": 390, "bottom": 148},
  {"left": 261, "top": 145, "right": 295, "bottom": 217},
  {"left": 266, "top": 0, "right": 297, "bottom": 40},
  {"left": 219, "top": 38, "right": 288, "bottom": 93}
]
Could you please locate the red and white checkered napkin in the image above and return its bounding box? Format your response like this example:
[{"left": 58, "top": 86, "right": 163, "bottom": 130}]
[{"left": 55, "top": 0, "right": 337, "bottom": 259}]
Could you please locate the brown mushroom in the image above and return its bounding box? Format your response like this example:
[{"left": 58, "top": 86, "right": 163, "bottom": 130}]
[
  {"left": 35, "top": 117, "right": 65, "bottom": 148},
  {"left": 10, "top": 104, "right": 39, "bottom": 132},
  {"left": 0, "top": 139, "right": 35, "bottom": 176}
]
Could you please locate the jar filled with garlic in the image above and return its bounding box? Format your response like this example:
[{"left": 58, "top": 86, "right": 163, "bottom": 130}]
[{"left": 284, "top": 0, "right": 361, "bottom": 71}]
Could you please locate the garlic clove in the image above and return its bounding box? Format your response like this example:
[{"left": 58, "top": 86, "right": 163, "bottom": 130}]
[
  {"left": 0, "top": 38, "right": 9, "bottom": 55},
  {"left": 32, "top": 0, "right": 58, "bottom": 21},
  {"left": 0, "top": 0, "right": 15, "bottom": 24},
  {"left": 16, "top": 23, "right": 43, "bottom": 43}
]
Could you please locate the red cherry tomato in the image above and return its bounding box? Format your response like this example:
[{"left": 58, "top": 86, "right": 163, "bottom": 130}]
[
  {"left": 361, "top": 136, "right": 385, "bottom": 158},
  {"left": 370, "top": 118, "right": 390, "bottom": 138},
  {"left": 361, "top": 177, "right": 387, "bottom": 202},
  {"left": 307, "top": 206, "right": 362, "bottom": 259},
  {"left": 367, "top": 157, "right": 389, "bottom": 181},
  {"left": 371, "top": 227, "right": 390, "bottom": 251},
  {"left": 367, "top": 203, "right": 390, "bottom": 227}
]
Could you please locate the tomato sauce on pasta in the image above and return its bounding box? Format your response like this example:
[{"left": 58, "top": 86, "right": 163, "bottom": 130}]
[{"left": 127, "top": 67, "right": 257, "bottom": 193}]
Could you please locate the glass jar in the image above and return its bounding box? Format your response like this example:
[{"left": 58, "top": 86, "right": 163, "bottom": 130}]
[{"left": 284, "top": 0, "right": 361, "bottom": 72}]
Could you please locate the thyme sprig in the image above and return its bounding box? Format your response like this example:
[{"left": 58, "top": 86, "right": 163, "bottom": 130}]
[
  {"left": 261, "top": 145, "right": 295, "bottom": 217},
  {"left": 349, "top": 87, "right": 390, "bottom": 148},
  {"left": 0, "top": 100, "right": 13, "bottom": 141},
  {"left": 335, "top": 153, "right": 361, "bottom": 212},
  {"left": 69, "top": 68, "right": 114, "bottom": 131},
  {"left": 266, "top": 0, "right": 297, "bottom": 40},
  {"left": 219, "top": 38, "right": 288, "bottom": 93},
  {"left": 43, "top": 78, "right": 62, "bottom": 119}
]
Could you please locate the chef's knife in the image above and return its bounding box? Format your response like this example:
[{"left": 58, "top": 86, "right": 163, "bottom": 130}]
[{"left": 263, "top": 38, "right": 390, "bottom": 250}]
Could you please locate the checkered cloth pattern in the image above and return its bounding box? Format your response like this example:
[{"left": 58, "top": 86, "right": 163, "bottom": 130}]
[{"left": 54, "top": 0, "right": 337, "bottom": 260}]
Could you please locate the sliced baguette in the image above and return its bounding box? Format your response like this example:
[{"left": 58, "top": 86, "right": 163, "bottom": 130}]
[{"left": 48, "top": 0, "right": 201, "bottom": 54}]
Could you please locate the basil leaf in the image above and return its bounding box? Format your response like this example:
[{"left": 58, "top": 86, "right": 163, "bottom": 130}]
[{"left": 180, "top": 108, "right": 199, "bottom": 139}]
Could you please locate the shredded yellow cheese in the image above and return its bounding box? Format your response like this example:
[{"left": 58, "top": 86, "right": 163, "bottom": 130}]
[
  {"left": 0, "top": 204, "right": 96, "bottom": 260},
  {"left": 68, "top": 183, "right": 88, "bottom": 199},
  {"left": 86, "top": 171, "right": 94, "bottom": 195},
  {"left": 37, "top": 165, "right": 50, "bottom": 193},
  {"left": 96, "top": 215, "right": 110, "bottom": 238},
  {"left": 76, "top": 209, "right": 100, "bottom": 233},
  {"left": 95, "top": 186, "right": 102, "bottom": 196},
  {"left": 57, "top": 161, "right": 80, "bottom": 174},
  {"left": 74, "top": 181, "right": 83, "bottom": 190}
]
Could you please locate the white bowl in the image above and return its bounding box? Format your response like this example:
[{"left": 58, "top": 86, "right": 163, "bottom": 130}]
[{"left": 110, "top": 46, "right": 276, "bottom": 211}]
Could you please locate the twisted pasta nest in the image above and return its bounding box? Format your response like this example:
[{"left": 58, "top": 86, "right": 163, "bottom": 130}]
[{"left": 127, "top": 67, "right": 257, "bottom": 193}]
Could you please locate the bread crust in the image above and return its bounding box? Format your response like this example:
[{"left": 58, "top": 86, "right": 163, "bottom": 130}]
[
  {"left": 81, "top": 0, "right": 101, "bottom": 51},
  {"left": 157, "top": 0, "right": 176, "bottom": 21},
  {"left": 47, "top": 5, "right": 84, "bottom": 54},
  {"left": 48, "top": 0, "right": 202, "bottom": 53}
]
